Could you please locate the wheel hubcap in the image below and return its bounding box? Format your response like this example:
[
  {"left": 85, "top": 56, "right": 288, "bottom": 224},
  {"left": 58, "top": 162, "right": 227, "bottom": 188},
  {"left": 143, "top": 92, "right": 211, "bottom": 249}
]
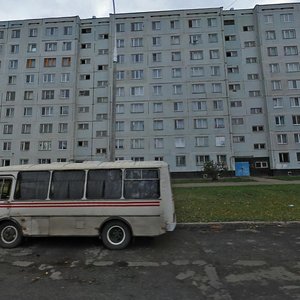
[
  {"left": 107, "top": 226, "right": 125, "bottom": 245},
  {"left": 1, "top": 226, "right": 18, "bottom": 244}
]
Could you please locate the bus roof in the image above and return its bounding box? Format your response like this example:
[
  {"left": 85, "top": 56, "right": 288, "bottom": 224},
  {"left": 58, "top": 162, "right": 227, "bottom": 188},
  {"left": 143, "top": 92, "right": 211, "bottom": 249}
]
[{"left": 0, "top": 160, "right": 168, "bottom": 173}]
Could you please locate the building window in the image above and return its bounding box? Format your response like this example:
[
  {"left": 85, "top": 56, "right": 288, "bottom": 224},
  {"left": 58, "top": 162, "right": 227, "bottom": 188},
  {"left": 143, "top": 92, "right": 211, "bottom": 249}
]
[
  {"left": 152, "top": 52, "right": 162, "bottom": 62},
  {"left": 29, "top": 28, "right": 38, "bottom": 37},
  {"left": 11, "top": 29, "right": 20, "bottom": 38},
  {"left": 271, "top": 80, "right": 282, "bottom": 91},
  {"left": 170, "top": 35, "right": 180, "bottom": 45},
  {"left": 116, "top": 121, "right": 124, "bottom": 132},
  {"left": 282, "top": 29, "right": 296, "bottom": 39},
  {"left": 194, "top": 118, "right": 208, "bottom": 129},
  {"left": 170, "top": 20, "right": 180, "bottom": 29},
  {"left": 284, "top": 46, "right": 298, "bottom": 56},
  {"left": 191, "top": 66, "right": 204, "bottom": 77},
  {"left": 216, "top": 136, "right": 225, "bottom": 147},
  {"left": 192, "top": 101, "right": 207, "bottom": 111},
  {"left": 131, "top": 103, "right": 144, "bottom": 113},
  {"left": 264, "top": 15, "right": 274, "bottom": 24},
  {"left": 269, "top": 63, "right": 280, "bottom": 73},
  {"left": 153, "top": 120, "right": 163, "bottom": 130},
  {"left": 173, "top": 102, "right": 184, "bottom": 112},
  {"left": 244, "top": 41, "right": 256, "bottom": 47},
  {"left": 58, "top": 141, "right": 68, "bottom": 150},
  {"left": 172, "top": 52, "right": 181, "bottom": 61},
  {"left": 45, "top": 27, "right": 57, "bottom": 36},
  {"left": 246, "top": 57, "right": 257, "bottom": 64},
  {"left": 130, "top": 86, "right": 144, "bottom": 96},
  {"left": 152, "top": 68, "right": 162, "bottom": 79},
  {"left": 210, "top": 49, "right": 220, "bottom": 59},
  {"left": 279, "top": 152, "right": 290, "bottom": 163},
  {"left": 152, "top": 21, "right": 161, "bottom": 30},
  {"left": 230, "top": 101, "right": 242, "bottom": 108},
  {"left": 226, "top": 51, "right": 238, "bottom": 57},
  {"left": 152, "top": 37, "right": 161, "bottom": 46},
  {"left": 192, "top": 84, "right": 205, "bottom": 94},
  {"left": 190, "top": 50, "right": 203, "bottom": 60},
  {"left": 131, "top": 22, "right": 143, "bottom": 31},
  {"left": 196, "top": 155, "right": 210, "bottom": 166},
  {"left": 62, "top": 57, "right": 71, "bottom": 67},
  {"left": 286, "top": 63, "right": 300, "bottom": 72},
  {"left": 154, "top": 138, "right": 164, "bottom": 149},
  {"left": 188, "top": 19, "right": 201, "bottom": 28},
  {"left": 131, "top": 54, "right": 144, "bottom": 63},
  {"left": 195, "top": 136, "right": 209, "bottom": 147},
  {"left": 40, "top": 123, "right": 53, "bottom": 133},
  {"left": 174, "top": 119, "right": 184, "bottom": 130},
  {"left": 294, "top": 133, "right": 300, "bottom": 143},
  {"left": 21, "top": 124, "right": 31, "bottom": 134},
  {"left": 266, "top": 31, "right": 276, "bottom": 40},
  {"left": 131, "top": 38, "right": 143, "bottom": 47},
  {"left": 215, "top": 118, "right": 225, "bottom": 128},
  {"left": 243, "top": 25, "right": 254, "bottom": 31},
  {"left": 81, "top": 28, "right": 91, "bottom": 34},
  {"left": 176, "top": 156, "right": 186, "bottom": 167},
  {"left": 232, "top": 118, "right": 244, "bottom": 125},
  {"left": 172, "top": 68, "right": 182, "bottom": 78},
  {"left": 153, "top": 103, "right": 163, "bottom": 113},
  {"left": 44, "top": 58, "right": 56, "bottom": 67},
  {"left": 116, "top": 139, "right": 124, "bottom": 149},
  {"left": 64, "top": 26, "right": 73, "bottom": 35},
  {"left": 58, "top": 123, "right": 68, "bottom": 133},
  {"left": 189, "top": 34, "right": 202, "bottom": 44},
  {"left": 228, "top": 66, "right": 239, "bottom": 73},
  {"left": 6, "top": 91, "right": 16, "bottom": 101},
  {"left": 233, "top": 136, "right": 245, "bottom": 143},
  {"left": 116, "top": 23, "right": 125, "bottom": 32},
  {"left": 253, "top": 143, "right": 266, "bottom": 150},
  {"left": 290, "top": 97, "right": 300, "bottom": 107},
  {"left": 267, "top": 47, "right": 278, "bottom": 56},
  {"left": 273, "top": 98, "right": 283, "bottom": 108},
  {"left": 153, "top": 85, "right": 162, "bottom": 96},
  {"left": 130, "top": 138, "right": 144, "bottom": 149},
  {"left": 130, "top": 121, "right": 144, "bottom": 131},
  {"left": 208, "top": 33, "right": 218, "bottom": 43},
  {"left": 252, "top": 125, "right": 264, "bottom": 132},
  {"left": 249, "top": 91, "right": 261, "bottom": 97},
  {"left": 292, "top": 115, "right": 300, "bottom": 125},
  {"left": 277, "top": 134, "right": 288, "bottom": 144},
  {"left": 173, "top": 85, "right": 182, "bottom": 95},
  {"left": 275, "top": 115, "right": 285, "bottom": 126},
  {"left": 280, "top": 13, "right": 294, "bottom": 23},
  {"left": 175, "top": 137, "right": 185, "bottom": 148},
  {"left": 288, "top": 80, "right": 300, "bottom": 90},
  {"left": 41, "top": 106, "right": 53, "bottom": 116},
  {"left": 20, "top": 141, "right": 30, "bottom": 151},
  {"left": 251, "top": 107, "right": 263, "bottom": 114}
]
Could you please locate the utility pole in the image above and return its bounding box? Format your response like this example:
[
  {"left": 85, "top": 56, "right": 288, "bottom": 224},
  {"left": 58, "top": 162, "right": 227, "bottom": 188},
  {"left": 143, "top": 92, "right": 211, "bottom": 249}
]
[{"left": 109, "top": 0, "right": 117, "bottom": 161}]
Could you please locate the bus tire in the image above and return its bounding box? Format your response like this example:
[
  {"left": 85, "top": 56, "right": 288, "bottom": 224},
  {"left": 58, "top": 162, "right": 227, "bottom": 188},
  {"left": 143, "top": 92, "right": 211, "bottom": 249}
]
[
  {"left": 101, "top": 220, "right": 131, "bottom": 250},
  {"left": 0, "top": 221, "right": 23, "bottom": 248}
]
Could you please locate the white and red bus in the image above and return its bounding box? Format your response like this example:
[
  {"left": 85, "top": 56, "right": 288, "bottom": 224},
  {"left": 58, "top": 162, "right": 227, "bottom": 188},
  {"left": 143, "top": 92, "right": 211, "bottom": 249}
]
[{"left": 0, "top": 161, "right": 176, "bottom": 249}]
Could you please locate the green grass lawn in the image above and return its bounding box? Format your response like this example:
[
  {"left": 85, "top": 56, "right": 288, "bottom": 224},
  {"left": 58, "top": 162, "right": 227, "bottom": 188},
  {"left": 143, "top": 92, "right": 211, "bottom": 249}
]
[
  {"left": 173, "top": 184, "right": 300, "bottom": 223},
  {"left": 171, "top": 177, "right": 255, "bottom": 184}
]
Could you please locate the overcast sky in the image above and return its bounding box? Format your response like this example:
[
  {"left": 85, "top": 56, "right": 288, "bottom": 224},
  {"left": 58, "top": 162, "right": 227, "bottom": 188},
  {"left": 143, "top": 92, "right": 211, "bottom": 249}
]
[{"left": 0, "top": 0, "right": 299, "bottom": 21}]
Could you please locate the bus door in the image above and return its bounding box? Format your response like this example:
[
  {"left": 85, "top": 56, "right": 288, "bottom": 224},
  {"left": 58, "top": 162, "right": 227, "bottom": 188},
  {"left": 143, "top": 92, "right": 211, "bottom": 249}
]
[{"left": 0, "top": 177, "right": 13, "bottom": 218}]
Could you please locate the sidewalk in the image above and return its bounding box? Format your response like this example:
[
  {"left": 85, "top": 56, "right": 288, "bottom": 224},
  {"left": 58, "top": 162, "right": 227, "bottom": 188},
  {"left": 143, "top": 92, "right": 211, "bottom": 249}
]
[{"left": 172, "top": 176, "right": 300, "bottom": 187}]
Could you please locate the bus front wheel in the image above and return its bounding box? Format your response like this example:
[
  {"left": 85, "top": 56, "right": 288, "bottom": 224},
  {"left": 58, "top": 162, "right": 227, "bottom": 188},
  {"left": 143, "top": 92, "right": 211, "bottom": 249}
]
[
  {"left": 101, "top": 220, "right": 131, "bottom": 250},
  {"left": 0, "top": 221, "right": 23, "bottom": 248}
]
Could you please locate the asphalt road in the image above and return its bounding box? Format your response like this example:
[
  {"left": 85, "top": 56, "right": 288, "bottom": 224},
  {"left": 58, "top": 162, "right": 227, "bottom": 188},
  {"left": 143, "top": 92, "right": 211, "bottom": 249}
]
[{"left": 0, "top": 223, "right": 300, "bottom": 300}]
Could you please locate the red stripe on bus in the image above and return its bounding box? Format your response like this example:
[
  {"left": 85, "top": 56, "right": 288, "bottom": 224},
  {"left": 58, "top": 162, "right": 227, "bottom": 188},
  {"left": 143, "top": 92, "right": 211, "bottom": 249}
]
[{"left": 0, "top": 201, "right": 160, "bottom": 209}]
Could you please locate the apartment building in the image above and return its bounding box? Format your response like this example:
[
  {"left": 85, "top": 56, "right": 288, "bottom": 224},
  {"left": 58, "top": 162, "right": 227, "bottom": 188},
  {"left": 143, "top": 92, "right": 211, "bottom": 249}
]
[{"left": 0, "top": 3, "right": 300, "bottom": 174}]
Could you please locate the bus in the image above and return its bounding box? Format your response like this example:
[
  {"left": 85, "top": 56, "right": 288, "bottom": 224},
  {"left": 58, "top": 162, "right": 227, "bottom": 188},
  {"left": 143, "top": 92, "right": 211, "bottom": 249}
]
[{"left": 0, "top": 161, "right": 176, "bottom": 250}]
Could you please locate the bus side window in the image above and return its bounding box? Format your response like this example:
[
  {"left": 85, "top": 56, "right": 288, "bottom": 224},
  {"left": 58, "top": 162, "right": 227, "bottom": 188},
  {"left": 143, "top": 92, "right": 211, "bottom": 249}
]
[
  {"left": 50, "top": 170, "right": 85, "bottom": 200},
  {"left": 86, "top": 169, "right": 122, "bottom": 199},
  {"left": 14, "top": 171, "right": 50, "bottom": 200},
  {"left": 0, "top": 178, "right": 12, "bottom": 200},
  {"left": 124, "top": 169, "right": 160, "bottom": 199}
]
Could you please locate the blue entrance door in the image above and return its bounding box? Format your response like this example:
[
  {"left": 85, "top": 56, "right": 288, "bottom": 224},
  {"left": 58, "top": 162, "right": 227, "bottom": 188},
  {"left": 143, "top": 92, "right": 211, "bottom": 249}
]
[{"left": 235, "top": 162, "right": 250, "bottom": 176}]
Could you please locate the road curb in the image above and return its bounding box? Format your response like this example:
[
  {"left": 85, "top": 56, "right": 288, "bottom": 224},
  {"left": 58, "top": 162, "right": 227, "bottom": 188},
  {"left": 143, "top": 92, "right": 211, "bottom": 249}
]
[{"left": 176, "top": 221, "right": 300, "bottom": 230}]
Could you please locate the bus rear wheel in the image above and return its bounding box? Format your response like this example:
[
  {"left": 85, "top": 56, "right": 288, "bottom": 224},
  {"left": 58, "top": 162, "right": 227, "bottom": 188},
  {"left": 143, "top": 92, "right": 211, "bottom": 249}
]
[
  {"left": 0, "top": 221, "right": 23, "bottom": 248},
  {"left": 101, "top": 220, "right": 131, "bottom": 250}
]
